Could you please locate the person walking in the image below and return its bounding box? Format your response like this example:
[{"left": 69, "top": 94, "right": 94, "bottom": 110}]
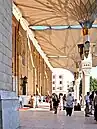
[
  {"left": 66, "top": 93, "right": 74, "bottom": 116},
  {"left": 85, "top": 92, "right": 90, "bottom": 117},
  {"left": 19, "top": 96, "right": 23, "bottom": 108},
  {"left": 59, "top": 95, "right": 63, "bottom": 110},
  {"left": 29, "top": 95, "right": 34, "bottom": 108},
  {"left": 33, "top": 94, "right": 36, "bottom": 108},
  {"left": 94, "top": 91, "right": 97, "bottom": 121},
  {"left": 52, "top": 93, "right": 59, "bottom": 114},
  {"left": 49, "top": 95, "right": 53, "bottom": 111},
  {"left": 89, "top": 91, "right": 94, "bottom": 115},
  {"left": 63, "top": 94, "right": 66, "bottom": 110},
  {"left": 80, "top": 95, "right": 82, "bottom": 106}
]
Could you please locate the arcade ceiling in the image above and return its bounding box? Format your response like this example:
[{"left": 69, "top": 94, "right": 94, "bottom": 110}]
[{"left": 13, "top": 0, "right": 97, "bottom": 72}]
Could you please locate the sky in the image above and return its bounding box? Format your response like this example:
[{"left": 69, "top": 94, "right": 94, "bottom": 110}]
[{"left": 91, "top": 67, "right": 97, "bottom": 79}]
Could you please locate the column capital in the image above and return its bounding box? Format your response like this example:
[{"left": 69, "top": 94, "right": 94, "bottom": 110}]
[
  {"left": 82, "top": 68, "right": 91, "bottom": 76},
  {"left": 82, "top": 59, "right": 92, "bottom": 76}
]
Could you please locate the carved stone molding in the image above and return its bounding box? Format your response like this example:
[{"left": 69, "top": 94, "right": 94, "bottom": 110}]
[
  {"left": 82, "top": 68, "right": 91, "bottom": 76},
  {"left": 82, "top": 59, "right": 92, "bottom": 76},
  {"left": 82, "top": 60, "right": 92, "bottom": 69}
]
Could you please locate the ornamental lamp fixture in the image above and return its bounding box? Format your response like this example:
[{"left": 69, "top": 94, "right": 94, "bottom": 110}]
[
  {"left": 84, "top": 41, "right": 90, "bottom": 58},
  {"left": 72, "top": 81, "right": 75, "bottom": 86},
  {"left": 76, "top": 62, "right": 79, "bottom": 68},
  {"left": 76, "top": 72, "right": 79, "bottom": 79},
  {"left": 77, "top": 44, "right": 84, "bottom": 60},
  {"left": 80, "top": 20, "right": 94, "bottom": 30},
  {"left": 74, "top": 72, "right": 76, "bottom": 79},
  {"left": 92, "top": 44, "right": 96, "bottom": 53},
  {"left": 82, "top": 26, "right": 89, "bottom": 35},
  {"left": 78, "top": 44, "right": 84, "bottom": 54},
  {"left": 75, "top": 62, "right": 80, "bottom": 73},
  {"left": 74, "top": 72, "right": 79, "bottom": 80}
]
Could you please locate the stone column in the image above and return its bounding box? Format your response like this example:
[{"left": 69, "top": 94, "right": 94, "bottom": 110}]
[
  {"left": 82, "top": 68, "right": 91, "bottom": 95},
  {"left": 74, "top": 78, "right": 80, "bottom": 102},
  {"left": 74, "top": 72, "right": 80, "bottom": 102},
  {"left": 75, "top": 78, "right": 80, "bottom": 102},
  {"left": 82, "top": 59, "right": 92, "bottom": 105},
  {"left": 47, "top": 68, "right": 52, "bottom": 95},
  {"left": 80, "top": 26, "right": 92, "bottom": 106},
  {"left": 74, "top": 81, "right": 76, "bottom": 99},
  {"left": 41, "top": 59, "right": 45, "bottom": 95},
  {"left": 0, "top": 0, "right": 19, "bottom": 129}
]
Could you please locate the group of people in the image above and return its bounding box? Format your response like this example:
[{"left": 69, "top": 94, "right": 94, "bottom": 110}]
[
  {"left": 50, "top": 91, "right": 97, "bottom": 121},
  {"left": 85, "top": 91, "right": 97, "bottom": 121},
  {"left": 28, "top": 94, "right": 40, "bottom": 108},
  {"left": 18, "top": 94, "right": 39, "bottom": 108},
  {"left": 19, "top": 91, "right": 97, "bottom": 121},
  {"left": 50, "top": 93, "right": 74, "bottom": 116}
]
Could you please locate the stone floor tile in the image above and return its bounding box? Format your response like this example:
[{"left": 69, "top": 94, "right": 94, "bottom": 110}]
[{"left": 19, "top": 110, "right": 97, "bottom": 129}]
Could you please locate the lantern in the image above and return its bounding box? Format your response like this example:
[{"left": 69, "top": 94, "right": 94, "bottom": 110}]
[
  {"left": 82, "top": 27, "right": 88, "bottom": 35},
  {"left": 74, "top": 72, "right": 76, "bottom": 79},
  {"left": 72, "top": 81, "right": 75, "bottom": 86},
  {"left": 76, "top": 62, "right": 79, "bottom": 68},
  {"left": 84, "top": 41, "right": 90, "bottom": 58},
  {"left": 77, "top": 44, "right": 84, "bottom": 60}
]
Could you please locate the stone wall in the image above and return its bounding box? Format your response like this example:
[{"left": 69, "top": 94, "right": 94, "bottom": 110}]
[
  {"left": 0, "top": 0, "right": 12, "bottom": 91},
  {"left": 0, "top": 1, "right": 20, "bottom": 129},
  {"left": 0, "top": 90, "right": 19, "bottom": 129}
]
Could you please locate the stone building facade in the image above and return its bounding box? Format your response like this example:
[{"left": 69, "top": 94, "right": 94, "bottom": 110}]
[{"left": 52, "top": 68, "right": 74, "bottom": 96}]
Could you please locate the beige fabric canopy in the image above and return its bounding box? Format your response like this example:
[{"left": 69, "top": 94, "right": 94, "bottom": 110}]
[{"left": 13, "top": 0, "right": 97, "bottom": 72}]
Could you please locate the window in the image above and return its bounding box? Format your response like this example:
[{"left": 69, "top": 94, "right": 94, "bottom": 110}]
[
  {"left": 57, "top": 87, "right": 62, "bottom": 90},
  {"left": 53, "top": 87, "right": 55, "bottom": 90},
  {"left": 53, "top": 75, "right": 55, "bottom": 79},
  {"left": 59, "top": 87, "right": 62, "bottom": 90},
  {"left": 69, "top": 87, "right": 74, "bottom": 92},
  {"left": 59, "top": 75, "right": 62, "bottom": 79},
  {"left": 59, "top": 81, "right": 62, "bottom": 84},
  {"left": 53, "top": 81, "right": 55, "bottom": 84}
]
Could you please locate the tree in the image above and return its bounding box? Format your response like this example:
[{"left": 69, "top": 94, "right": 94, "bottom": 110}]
[{"left": 90, "top": 76, "right": 97, "bottom": 91}]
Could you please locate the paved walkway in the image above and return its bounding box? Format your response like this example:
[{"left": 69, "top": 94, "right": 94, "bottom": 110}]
[{"left": 19, "top": 107, "right": 97, "bottom": 129}]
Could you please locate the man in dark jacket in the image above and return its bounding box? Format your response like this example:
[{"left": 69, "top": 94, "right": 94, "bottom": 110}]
[{"left": 52, "top": 93, "right": 59, "bottom": 114}]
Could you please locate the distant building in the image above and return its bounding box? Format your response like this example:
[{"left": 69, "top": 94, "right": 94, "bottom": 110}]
[{"left": 52, "top": 68, "right": 74, "bottom": 96}]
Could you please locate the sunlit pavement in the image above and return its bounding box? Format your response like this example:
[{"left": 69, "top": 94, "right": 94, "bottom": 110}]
[{"left": 19, "top": 103, "right": 97, "bottom": 129}]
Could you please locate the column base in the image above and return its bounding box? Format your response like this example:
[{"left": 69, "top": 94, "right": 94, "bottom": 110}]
[{"left": 0, "top": 90, "right": 20, "bottom": 129}]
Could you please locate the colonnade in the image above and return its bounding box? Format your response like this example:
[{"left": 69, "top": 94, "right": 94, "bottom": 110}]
[{"left": 12, "top": 16, "right": 52, "bottom": 96}]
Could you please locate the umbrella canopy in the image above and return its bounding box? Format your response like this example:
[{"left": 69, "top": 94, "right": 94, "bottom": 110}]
[{"left": 13, "top": 0, "right": 97, "bottom": 72}]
